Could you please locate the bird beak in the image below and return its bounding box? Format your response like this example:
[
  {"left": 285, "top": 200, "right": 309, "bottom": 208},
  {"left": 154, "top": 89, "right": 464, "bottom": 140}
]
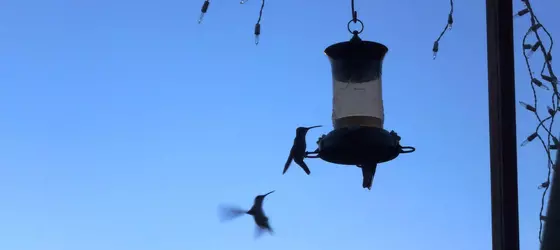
[
  {"left": 305, "top": 125, "right": 322, "bottom": 130},
  {"left": 263, "top": 190, "right": 275, "bottom": 197}
]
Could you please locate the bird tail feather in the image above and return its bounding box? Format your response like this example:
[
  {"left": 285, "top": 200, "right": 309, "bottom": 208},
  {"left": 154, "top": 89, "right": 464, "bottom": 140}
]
[{"left": 283, "top": 153, "right": 294, "bottom": 174}]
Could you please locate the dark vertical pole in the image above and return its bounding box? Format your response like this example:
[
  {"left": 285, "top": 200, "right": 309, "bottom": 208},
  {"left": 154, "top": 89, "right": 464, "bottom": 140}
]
[
  {"left": 541, "top": 147, "right": 560, "bottom": 250},
  {"left": 486, "top": 0, "right": 520, "bottom": 250}
]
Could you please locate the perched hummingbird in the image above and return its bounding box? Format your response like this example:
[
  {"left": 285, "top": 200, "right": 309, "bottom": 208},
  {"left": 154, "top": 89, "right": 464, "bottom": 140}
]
[
  {"left": 218, "top": 191, "right": 275, "bottom": 238},
  {"left": 283, "top": 125, "right": 322, "bottom": 175},
  {"left": 358, "top": 164, "right": 378, "bottom": 190}
]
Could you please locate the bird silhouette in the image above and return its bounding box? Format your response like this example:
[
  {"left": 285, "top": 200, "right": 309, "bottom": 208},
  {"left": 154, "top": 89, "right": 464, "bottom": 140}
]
[
  {"left": 283, "top": 126, "right": 321, "bottom": 175},
  {"left": 358, "top": 164, "right": 377, "bottom": 190},
  {"left": 218, "top": 191, "right": 275, "bottom": 238}
]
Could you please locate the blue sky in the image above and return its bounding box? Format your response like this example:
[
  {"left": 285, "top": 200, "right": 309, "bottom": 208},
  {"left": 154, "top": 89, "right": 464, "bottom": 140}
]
[{"left": 1, "top": 0, "right": 559, "bottom": 249}]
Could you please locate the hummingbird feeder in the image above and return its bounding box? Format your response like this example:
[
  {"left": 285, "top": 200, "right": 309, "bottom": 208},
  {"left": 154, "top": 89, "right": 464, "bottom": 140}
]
[{"left": 308, "top": 16, "right": 415, "bottom": 168}]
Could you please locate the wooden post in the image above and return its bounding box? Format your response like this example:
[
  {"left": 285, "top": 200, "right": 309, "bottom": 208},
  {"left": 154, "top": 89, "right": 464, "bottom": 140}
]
[
  {"left": 486, "top": 0, "right": 521, "bottom": 249},
  {"left": 541, "top": 147, "right": 560, "bottom": 250}
]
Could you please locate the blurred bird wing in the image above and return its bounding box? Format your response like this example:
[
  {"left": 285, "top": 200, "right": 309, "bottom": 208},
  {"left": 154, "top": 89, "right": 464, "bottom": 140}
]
[
  {"left": 217, "top": 204, "right": 246, "bottom": 222},
  {"left": 254, "top": 225, "right": 267, "bottom": 239}
]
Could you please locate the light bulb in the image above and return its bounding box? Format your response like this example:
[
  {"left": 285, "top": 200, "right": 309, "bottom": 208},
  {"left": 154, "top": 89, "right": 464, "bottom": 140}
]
[{"left": 521, "top": 132, "right": 538, "bottom": 146}]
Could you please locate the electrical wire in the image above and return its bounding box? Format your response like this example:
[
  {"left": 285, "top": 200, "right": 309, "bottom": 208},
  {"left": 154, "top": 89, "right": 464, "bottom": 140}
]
[
  {"left": 432, "top": 0, "right": 454, "bottom": 59},
  {"left": 256, "top": 0, "right": 265, "bottom": 24},
  {"left": 515, "top": 0, "right": 558, "bottom": 244}
]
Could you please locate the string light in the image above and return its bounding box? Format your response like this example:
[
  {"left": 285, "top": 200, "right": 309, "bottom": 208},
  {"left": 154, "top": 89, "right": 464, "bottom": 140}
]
[
  {"left": 196, "top": 0, "right": 265, "bottom": 44},
  {"left": 254, "top": 0, "right": 265, "bottom": 45},
  {"left": 515, "top": 8, "right": 530, "bottom": 17},
  {"left": 521, "top": 132, "right": 539, "bottom": 147},
  {"left": 239, "top": 0, "right": 265, "bottom": 45},
  {"left": 198, "top": 0, "right": 454, "bottom": 50},
  {"left": 532, "top": 78, "right": 549, "bottom": 90},
  {"left": 520, "top": 101, "right": 537, "bottom": 112},
  {"left": 547, "top": 106, "right": 557, "bottom": 116},
  {"left": 539, "top": 181, "right": 550, "bottom": 189},
  {"left": 528, "top": 41, "right": 542, "bottom": 57},
  {"left": 198, "top": 0, "right": 210, "bottom": 24},
  {"left": 432, "top": 0, "right": 454, "bottom": 59},
  {"left": 516, "top": 0, "right": 557, "bottom": 244},
  {"left": 541, "top": 74, "right": 558, "bottom": 85}
]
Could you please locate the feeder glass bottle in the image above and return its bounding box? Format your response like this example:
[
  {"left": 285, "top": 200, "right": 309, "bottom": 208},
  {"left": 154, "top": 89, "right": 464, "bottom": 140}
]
[{"left": 325, "top": 38, "right": 388, "bottom": 130}]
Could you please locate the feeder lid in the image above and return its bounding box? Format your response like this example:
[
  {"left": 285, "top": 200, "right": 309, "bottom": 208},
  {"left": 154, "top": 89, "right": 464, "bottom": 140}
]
[{"left": 324, "top": 34, "right": 388, "bottom": 62}]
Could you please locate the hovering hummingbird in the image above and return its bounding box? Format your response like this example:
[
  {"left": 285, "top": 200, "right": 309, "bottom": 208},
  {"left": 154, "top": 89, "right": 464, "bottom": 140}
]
[
  {"left": 218, "top": 191, "right": 275, "bottom": 238},
  {"left": 283, "top": 125, "right": 322, "bottom": 175},
  {"left": 358, "top": 164, "right": 378, "bottom": 190}
]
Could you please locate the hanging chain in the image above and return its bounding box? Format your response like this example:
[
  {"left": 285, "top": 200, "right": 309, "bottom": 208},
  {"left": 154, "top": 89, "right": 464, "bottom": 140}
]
[{"left": 347, "top": 0, "right": 364, "bottom": 35}]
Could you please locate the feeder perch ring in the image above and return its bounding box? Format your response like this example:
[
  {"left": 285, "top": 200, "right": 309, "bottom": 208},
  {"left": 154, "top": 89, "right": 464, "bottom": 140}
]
[{"left": 315, "top": 126, "right": 414, "bottom": 166}]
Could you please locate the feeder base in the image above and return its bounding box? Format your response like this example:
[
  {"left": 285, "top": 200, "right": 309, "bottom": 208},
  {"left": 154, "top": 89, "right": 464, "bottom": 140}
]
[{"left": 316, "top": 126, "right": 402, "bottom": 166}]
